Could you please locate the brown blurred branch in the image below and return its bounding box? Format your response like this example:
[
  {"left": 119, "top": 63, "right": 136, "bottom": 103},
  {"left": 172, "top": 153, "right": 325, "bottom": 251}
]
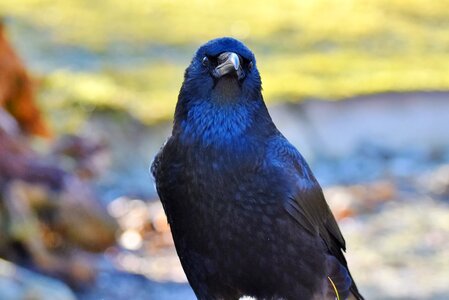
[{"left": 0, "top": 20, "right": 50, "bottom": 137}]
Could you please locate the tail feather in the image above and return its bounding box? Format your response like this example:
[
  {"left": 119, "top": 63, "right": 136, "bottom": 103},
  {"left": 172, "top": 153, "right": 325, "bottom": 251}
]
[{"left": 326, "top": 255, "right": 364, "bottom": 300}]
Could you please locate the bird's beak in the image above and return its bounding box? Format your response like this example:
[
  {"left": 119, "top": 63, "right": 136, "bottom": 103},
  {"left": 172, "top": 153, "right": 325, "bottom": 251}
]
[{"left": 213, "top": 52, "right": 241, "bottom": 78}]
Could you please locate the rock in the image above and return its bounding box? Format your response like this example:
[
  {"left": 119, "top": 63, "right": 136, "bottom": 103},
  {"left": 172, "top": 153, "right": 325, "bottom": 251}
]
[
  {"left": 51, "top": 134, "right": 109, "bottom": 179},
  {"left": 57, "top": 176, "right": 118, "bottom": 253},
  {"left": 270, "top": 92, "right": 449, "bottom": 160},
  {"left": 0, "top": 258, "right": 76, "bottom": 300},
  {"left": 0, "top": 111, "right": 118, "bottom": 285},
  {"left": 418, "top": 163, "right": 449, "bottom": 200}
]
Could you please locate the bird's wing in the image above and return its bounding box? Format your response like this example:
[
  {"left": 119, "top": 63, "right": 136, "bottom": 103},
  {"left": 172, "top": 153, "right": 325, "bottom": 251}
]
[
  {"left": 283, "top": 177, "right": 359, "bottom": 298},
  {"left": 268, "top": 136, "right": 363, "bottom": 299},
  {"left": 267, "top": 136, "right": 345, "bottom": 251},
  {"left": 150, "top": 137, "right": 170, "bottom": 180},
  {"left": 150, "top": 137, "right": 177, "bottom": 225},
  {"left": 284, "top": 178, "right": 346, "bottom": 252}
]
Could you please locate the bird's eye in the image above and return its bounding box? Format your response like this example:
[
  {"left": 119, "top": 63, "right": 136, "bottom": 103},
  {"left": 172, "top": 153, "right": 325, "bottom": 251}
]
[
  {"left": 202, "top": 57, "right": 209, "bottom": 66},
  {"left": 248, "top": 61, "right": 253, "bottom": 70}
]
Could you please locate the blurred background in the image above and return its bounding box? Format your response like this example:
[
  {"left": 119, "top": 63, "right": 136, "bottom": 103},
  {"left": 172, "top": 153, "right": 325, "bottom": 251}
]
[{"left": 0, "top": 0, "right": 449, "bottom": 299}]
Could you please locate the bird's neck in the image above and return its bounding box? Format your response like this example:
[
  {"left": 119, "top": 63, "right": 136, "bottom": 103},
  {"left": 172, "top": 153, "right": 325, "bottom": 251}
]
[{"left": 177, "top": 99, "right": 258, "bottom": 147}]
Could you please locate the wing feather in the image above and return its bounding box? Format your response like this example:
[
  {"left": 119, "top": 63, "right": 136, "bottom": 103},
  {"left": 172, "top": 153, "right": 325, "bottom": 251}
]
[{"left": 268, "top": 136, "right": 364, "bottom": 299}]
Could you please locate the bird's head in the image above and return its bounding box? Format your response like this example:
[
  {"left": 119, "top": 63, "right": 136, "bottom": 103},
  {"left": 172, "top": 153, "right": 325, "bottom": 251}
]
[
  {"left": 177, "top": 37, "right": 262, "bottom": 107},
  {"left": 174, "top": 37, "right": 272, "bottom": 145}
]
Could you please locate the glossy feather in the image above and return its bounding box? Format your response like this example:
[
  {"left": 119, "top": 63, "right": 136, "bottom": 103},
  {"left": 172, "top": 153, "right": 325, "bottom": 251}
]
[{"left": 151, "top": 37, "right": 363, "bottom": 300}]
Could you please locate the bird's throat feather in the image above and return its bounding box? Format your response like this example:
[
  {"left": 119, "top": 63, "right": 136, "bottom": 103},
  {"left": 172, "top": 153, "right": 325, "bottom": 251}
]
[
  {"left": 180, "top": 98, "right": 258, "bottom": 147},
  {"left": 175, "top": 55, "right": 264, "bottom": 148}
]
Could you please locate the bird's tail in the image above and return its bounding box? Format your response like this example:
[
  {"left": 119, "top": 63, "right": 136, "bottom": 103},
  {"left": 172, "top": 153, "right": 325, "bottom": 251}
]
[
  {"left": 326, "top": 255, "right": 364, "bottom": 300},
  {"left": 349, "top": 282, "right": 364, "bottom": 300}
]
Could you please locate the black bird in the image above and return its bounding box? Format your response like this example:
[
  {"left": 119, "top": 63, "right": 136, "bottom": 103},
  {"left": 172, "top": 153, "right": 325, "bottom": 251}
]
[{"left": 151, "top": 37, "right": 364, "bottom": 300}]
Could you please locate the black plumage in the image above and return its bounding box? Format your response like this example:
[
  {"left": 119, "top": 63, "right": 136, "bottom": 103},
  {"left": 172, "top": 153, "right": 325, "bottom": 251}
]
[{"left": 151, "top": 37, "right": 364, "bottom": 300}]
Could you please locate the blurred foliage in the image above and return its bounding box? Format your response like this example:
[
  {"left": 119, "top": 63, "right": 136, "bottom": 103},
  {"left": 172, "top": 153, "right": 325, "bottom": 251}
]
[{"left": 1, "top": 0, "right": 449, "bottom": 128}]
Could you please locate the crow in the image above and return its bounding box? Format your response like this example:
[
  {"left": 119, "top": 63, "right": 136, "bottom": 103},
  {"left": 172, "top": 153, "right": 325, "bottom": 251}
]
[{"left": 151, "top": 37, "right": 364, "bottom": 300}]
